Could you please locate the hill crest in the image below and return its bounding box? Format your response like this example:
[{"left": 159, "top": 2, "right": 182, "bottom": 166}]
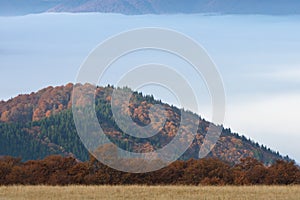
[{"left": 0, "top": 83, "right": 291, "bottom": 165}]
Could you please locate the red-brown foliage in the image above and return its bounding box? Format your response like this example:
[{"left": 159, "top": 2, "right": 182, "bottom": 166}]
[{"left": 0, "top": 155, "right": 299, "bottom": 186}]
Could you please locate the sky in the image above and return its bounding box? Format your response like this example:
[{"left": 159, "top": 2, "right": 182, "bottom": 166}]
[{"left": 0, "top": 13, "right": 300, "bottom": 162}]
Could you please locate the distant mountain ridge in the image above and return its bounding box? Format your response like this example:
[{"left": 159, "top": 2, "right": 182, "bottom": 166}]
[
  {"left": 1, "top": 0, "right": 300, "bottom": 16},
  {"left": 0, "top": 0, "right": 64, "bottom": 16},
  {"left": 0, "top": 84, "right": 291, "bottom": 165}
]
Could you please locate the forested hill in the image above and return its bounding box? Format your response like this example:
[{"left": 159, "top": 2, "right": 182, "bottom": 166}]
[
  {"left": 0, "top": 83, "right": 290, "bottom": 164},
  {"left": 1, "top": 0, "right": 300, "bottom": 16}
]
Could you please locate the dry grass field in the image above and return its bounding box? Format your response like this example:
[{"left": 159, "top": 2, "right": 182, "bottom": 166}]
[{"left": 0, "top": 185, "right": 300, "bottom": 200}]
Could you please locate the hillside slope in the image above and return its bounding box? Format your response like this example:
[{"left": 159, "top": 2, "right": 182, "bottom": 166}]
[{"left": 0, "top": 84, "right": 290, "bottom": 164}]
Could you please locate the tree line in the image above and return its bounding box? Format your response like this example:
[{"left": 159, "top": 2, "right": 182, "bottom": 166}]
[
  {"left": 0, "top": 155, "right": 299, "bottom": 185},
  {"left": 0, "top": 85, "right": 288, "bottom": 165}
]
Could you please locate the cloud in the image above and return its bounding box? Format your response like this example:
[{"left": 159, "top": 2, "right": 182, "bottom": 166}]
[
  {"left": 225, "top": 93, "right": 300, "bottom": 138},
  {"left": 258, "top": 68, "right": 300, "bottom": 82},
  {"left": 224, "top": 93, "right": 300, "bottom": 162}
]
